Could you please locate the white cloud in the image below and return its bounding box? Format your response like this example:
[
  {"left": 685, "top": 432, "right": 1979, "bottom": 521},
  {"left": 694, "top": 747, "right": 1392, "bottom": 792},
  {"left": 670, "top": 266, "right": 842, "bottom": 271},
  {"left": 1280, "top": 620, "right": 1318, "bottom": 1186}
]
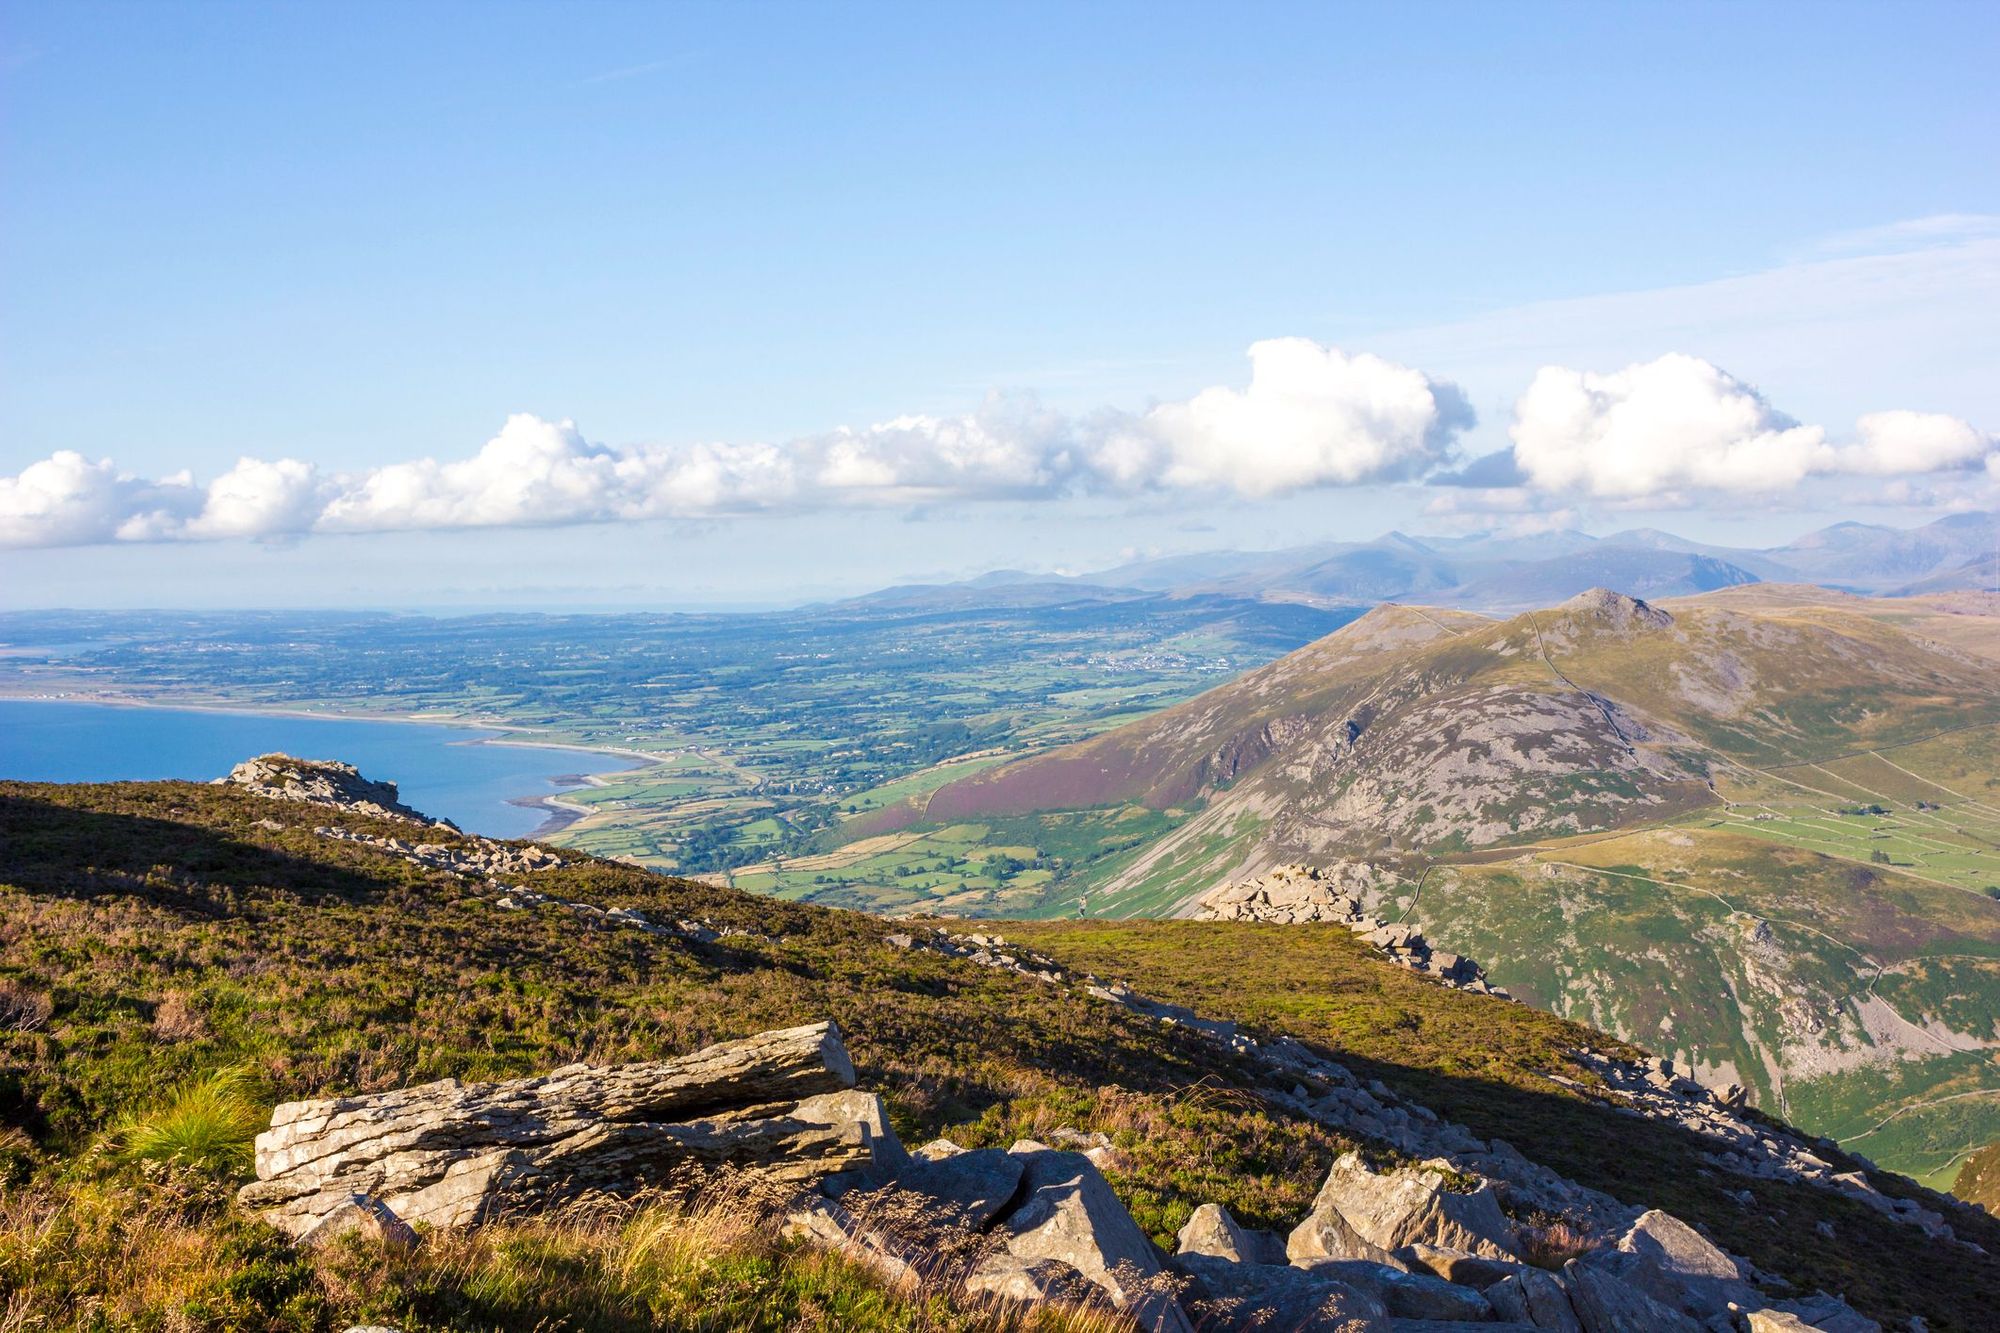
[
  {"left": 0, "top": 451, "right": 202, "bottom": 547},
  {"left": 0, "top": 340, "right": 1473, "bottom": 549},
  {"left": 1507, "top": 354, "right": 1993, "bottom": 500},
  {"left": 1142, "top": 339, "right": 1469, "bottom": 494},
  {"left": 1832, "top": 410, "right": 1994, "bottom": 476},
  {"left": 184, "top": 457, "right": 325, "bottom": 539}
]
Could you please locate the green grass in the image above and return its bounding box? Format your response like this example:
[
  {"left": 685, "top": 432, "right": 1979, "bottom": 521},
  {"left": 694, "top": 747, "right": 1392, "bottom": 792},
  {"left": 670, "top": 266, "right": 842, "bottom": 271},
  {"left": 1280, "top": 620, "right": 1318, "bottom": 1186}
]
[{"left": 116, "top": 1066, "right": 267, "bottom": 1178}]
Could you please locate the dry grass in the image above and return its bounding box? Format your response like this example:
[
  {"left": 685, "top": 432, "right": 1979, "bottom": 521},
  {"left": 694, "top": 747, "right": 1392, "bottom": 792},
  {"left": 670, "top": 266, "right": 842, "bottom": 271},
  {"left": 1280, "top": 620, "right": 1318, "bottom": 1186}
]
[
  {"left": 1516, "top": 1216, "right": 1603, "bottom": 1271},
  {"left": 0, "top": 1176, "right": 1145, "bottom": 1333}
]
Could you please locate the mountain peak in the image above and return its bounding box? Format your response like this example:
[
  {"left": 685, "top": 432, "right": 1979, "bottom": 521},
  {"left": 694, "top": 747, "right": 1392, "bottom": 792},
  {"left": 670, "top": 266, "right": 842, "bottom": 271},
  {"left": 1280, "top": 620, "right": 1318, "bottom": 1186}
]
[{"left": 1553, "top": 587, "right": 1674, "bottom": 630}]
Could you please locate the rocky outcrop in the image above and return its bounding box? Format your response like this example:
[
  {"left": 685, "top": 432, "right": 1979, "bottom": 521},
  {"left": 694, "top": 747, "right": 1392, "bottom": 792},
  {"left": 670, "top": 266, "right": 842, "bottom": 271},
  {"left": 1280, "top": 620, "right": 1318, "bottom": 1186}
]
[
  {"left": 1192, "top": 863, "right": 1508, "bottom": 997},
  {"left": 1194, "top": 861, "right": 1395, "bottom": 924},
  {"left": 240, "top": 1015, "right": 1889, "bottom": 1333},
  {"left": 223, "top": 754, "right": 440, "bottom": 824},
  {"left": 314, "top": 824, "right": 563, "bottom": 877},
  {"left": 1562, "top": 1050, "right": 1959, "bottom": 1238},
  {"left": 240, "top": 1021, "right": 873, "bottom": 1236}
]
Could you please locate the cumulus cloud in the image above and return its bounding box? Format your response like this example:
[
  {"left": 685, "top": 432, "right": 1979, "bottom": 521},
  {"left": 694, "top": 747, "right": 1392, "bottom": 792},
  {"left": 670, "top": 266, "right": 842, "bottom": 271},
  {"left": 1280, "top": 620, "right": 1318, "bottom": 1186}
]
[
  {"left": 1142, "top": 340, "right": 1471, "bottom": 494},
  {"left": 1507, "top": 353, "right": 1993, "bottom": 499},
  {"left": 0, "top": 339, "right": 1474, "bottom": 549}
]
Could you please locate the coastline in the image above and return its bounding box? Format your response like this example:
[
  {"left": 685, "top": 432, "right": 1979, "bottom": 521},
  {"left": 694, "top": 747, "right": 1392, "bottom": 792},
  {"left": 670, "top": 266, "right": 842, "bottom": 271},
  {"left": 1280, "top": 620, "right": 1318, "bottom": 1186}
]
[
  {"left": 0, "top": 690, "right": 660, "bottom": 765},
  {"left": 0, "top": 692, "right": 659, "bottom": 837}
]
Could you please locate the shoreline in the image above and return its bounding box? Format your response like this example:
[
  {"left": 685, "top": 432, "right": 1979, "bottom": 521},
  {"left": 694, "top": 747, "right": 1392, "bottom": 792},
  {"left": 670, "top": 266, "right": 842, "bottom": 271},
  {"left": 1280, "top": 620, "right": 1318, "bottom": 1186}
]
[
  {"left": 0, "top": 690, "right": 661, "bottom": 766},
  {"left": 0, "top": 692, "right": 660, "bottom": 836},
  {"left": 508, "top": 792, "right": 599, "bottom": 838}
]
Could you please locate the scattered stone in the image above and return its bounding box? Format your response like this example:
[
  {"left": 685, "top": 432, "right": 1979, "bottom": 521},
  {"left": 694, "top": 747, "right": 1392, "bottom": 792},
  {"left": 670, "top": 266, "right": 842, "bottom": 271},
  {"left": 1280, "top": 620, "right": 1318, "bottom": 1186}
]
[{"left": 1745, "top": 1313, "right": 1817, "bottom": 1333}]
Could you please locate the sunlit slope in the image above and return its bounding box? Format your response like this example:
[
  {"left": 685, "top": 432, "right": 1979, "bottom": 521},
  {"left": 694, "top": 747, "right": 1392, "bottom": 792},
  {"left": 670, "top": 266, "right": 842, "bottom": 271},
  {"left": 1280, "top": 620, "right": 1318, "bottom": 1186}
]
[{"left": 900, "top": 589, "right": 1999, "bottom": 907}]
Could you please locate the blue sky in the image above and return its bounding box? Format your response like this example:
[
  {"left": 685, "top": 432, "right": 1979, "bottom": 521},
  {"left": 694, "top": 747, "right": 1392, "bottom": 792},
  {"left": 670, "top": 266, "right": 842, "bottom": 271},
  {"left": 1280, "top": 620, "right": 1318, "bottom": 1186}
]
[{"left": 3, "top": 2, "right": 1997, "bottom": 607}]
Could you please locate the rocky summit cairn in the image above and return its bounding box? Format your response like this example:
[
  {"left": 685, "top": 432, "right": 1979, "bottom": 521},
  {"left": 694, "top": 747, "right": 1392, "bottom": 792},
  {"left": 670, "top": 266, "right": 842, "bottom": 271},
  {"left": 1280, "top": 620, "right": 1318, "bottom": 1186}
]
[
  {"left": 240, "top": 1021, "right": 877, "bottom": 1238},
  {"left": 223, "top": 753, "right": 440, "bottom": 825}
]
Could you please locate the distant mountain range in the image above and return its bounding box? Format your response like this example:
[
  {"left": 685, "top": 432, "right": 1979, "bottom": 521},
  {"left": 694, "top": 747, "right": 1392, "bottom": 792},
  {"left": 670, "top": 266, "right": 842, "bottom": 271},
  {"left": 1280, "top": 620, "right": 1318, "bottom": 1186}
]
[{"left": 855, "top": 511, "right": 2000, "bottom": 612}]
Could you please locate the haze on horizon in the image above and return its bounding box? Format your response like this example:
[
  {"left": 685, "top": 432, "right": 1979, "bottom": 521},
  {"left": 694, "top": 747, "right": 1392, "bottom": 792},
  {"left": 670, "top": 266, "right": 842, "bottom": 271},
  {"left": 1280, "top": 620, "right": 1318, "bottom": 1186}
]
[{"left": 3, "top": 2, "right": 1997, "bottom": 609}]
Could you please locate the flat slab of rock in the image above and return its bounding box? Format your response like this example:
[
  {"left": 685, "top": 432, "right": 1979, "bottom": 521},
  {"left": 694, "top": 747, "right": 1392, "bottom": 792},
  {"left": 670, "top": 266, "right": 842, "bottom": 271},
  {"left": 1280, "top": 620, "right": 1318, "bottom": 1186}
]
[{"left": 241, "top": 1021, "right": 868, "bottom": 1236}]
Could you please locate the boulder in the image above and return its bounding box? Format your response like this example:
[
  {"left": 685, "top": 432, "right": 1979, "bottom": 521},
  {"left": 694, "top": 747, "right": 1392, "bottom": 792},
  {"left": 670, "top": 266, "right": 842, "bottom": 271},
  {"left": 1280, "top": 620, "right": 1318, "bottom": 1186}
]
[
  {"left": 1297, "top": 1258, "right": 1494, "bottom": 1322},
  {"left": 240, "top": 1021, "right": 869, "bottom": 1237},
  {"left": 1390, "top": 1322, "right": 1542, "bottom": 1332},
  {"left": 1485, "top": 1269, "right": 1584, "bottom": 1332},
  {"left": 1177, "top": 1202, "right": 1288, "bottom": 1265},
  {"left": 1288, "top": 1200, "right": 1407, "bottom": 1266},
  {"left": 1291, "top": 1153, "right": 1521, "bottom": 1263},
  {"left": 1172, "top": 1252, "right": 1391, "bottom": 1331},
  {"left": 1561, "top": 1257, "right": 1703, "bottom": 1333},
  {"left": 1608, "top": 1209, "right": 1760, "bottom": 1321},
  {"left": 994, "top": 1146, "right": 1194, "bottom": 1333}
]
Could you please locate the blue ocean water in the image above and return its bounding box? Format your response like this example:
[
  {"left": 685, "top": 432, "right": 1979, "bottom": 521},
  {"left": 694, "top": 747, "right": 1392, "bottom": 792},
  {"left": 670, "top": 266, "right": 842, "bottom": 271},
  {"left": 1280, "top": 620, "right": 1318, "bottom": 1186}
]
[{"left": 0, "top": 699, "right": 635, "bottom": 838}]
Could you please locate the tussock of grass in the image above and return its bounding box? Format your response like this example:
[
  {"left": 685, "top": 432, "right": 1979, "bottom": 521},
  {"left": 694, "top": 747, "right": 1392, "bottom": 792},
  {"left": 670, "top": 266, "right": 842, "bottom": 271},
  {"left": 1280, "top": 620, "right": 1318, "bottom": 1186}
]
[{"left": 115, "top": 1066, "right": 266, "bottom": 1179}]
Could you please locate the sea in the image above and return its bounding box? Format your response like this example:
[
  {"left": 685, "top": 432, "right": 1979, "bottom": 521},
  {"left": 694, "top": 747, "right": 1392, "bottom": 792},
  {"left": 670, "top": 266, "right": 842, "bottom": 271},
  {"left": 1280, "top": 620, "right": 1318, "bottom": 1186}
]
[{"left": 0, "top": 699, "right": 638, "bottom": 838}]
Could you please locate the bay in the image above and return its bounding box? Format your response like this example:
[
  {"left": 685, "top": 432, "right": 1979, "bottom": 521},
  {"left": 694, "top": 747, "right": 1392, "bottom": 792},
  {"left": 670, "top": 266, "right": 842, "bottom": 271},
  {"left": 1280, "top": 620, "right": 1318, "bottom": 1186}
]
[{"left": 0, "top": 699, "right": 637, "bottom": 838}]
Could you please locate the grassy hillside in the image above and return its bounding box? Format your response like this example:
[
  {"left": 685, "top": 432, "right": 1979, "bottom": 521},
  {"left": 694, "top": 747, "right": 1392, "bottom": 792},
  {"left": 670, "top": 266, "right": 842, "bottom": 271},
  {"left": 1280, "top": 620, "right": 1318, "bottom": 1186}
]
[
  {"left": 4, "top": 778, "right": 2000, "bottom": 1329},
  {"left": 774, "top": 591, "right": 2000, "bottom": 1191}
]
